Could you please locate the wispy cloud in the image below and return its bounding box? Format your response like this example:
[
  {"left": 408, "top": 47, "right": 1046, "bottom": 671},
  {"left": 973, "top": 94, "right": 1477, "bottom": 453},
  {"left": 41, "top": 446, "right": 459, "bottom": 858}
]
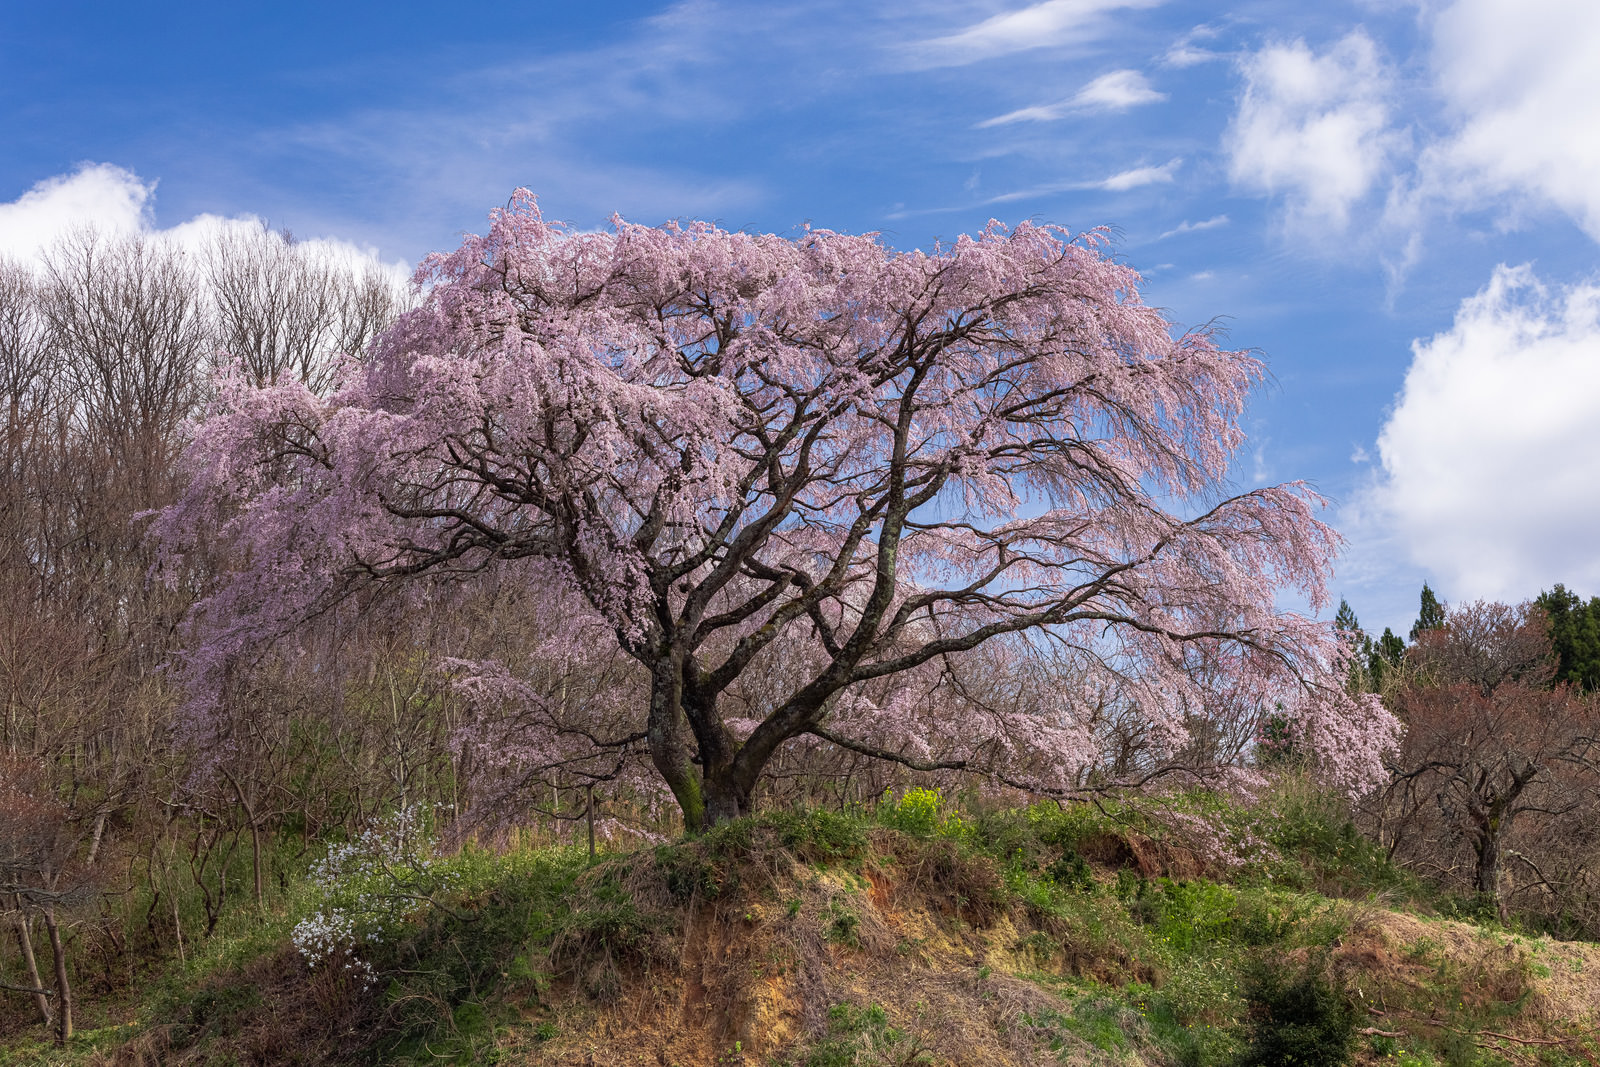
[
  {"left": 1158, "top": 213, "right": 1229, "bottom": 239},
  {"left": 1096, "top": 158, "right": 1182, "bottom": 191},
  {"left": 978, "top": 69, "right": 1166, "bottom": 127},
  {"left": 1162, "top": 23, "right": 1226, "bottom": 67},
  {"left": 904, "top": 0, "right": 1165, "bottom": 69},
  {"left": 983, "top": 158, "right": 1182, "bottom": 204}
]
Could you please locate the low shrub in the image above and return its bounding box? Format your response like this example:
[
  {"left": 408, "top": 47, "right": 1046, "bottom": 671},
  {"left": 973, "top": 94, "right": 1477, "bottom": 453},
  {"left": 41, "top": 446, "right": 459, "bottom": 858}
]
[
  {"left": 878, "top": 787, "right": 966, "bottom": 840},
  {"left": 790, "top": 1002, "right": 927, "bottom": 1067},
  {"left": 1236, "top": 953, "right": 1359, "bottom": 1067}
]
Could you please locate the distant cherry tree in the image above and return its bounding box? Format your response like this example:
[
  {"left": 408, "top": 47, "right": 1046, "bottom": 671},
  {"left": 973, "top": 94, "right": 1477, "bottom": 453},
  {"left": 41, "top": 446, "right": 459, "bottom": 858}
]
[{"left": 158, "top": 193, "right": 1398, "bottom": 828}]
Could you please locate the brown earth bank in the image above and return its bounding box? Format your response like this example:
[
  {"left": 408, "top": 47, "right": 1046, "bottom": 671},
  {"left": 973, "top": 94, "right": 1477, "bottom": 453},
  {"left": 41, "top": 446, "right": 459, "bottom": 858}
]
[{"left": 12, "top": 813, "right": 1600, "bottom": 1067}]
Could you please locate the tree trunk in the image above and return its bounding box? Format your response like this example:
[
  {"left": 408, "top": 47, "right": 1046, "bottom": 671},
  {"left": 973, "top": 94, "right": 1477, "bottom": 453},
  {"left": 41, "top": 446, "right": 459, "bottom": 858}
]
[
  {"left": 42, "top": 906, "right": 70, "bottom": 1046},
  {"left": 1473, "top": 828, "right": 1505, "bottom": 918},
  {"left": 646, "top": 656, "right": 704, "bottom": 831},
  {"left": 702, "top": 768, "right": 754, "bottom": 827},
  {"left": 585, "top": 785, "right": 596, "bottom": 861},
  {"left": 11, "top": 914, "right": 52, "bottom": 1026},
  {"left": 85, "top": 811, "right": 108, "bottom": 866},
  {"left": 221, "top": 767, "right": 264, "bottom": 908}
]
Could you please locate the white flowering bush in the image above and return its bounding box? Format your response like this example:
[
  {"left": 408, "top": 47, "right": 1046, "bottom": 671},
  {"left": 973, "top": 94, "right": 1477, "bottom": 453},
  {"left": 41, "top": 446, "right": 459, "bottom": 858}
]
[{"left": 291, "top": 806, "right": 451, "bottom": 989}]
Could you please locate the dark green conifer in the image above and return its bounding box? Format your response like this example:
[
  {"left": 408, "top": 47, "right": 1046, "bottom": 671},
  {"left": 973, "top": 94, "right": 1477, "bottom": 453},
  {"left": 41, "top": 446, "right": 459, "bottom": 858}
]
[
  {"left": 1536, "top": 584, "right": 1600, "bottom": 692},
  {"left": 1409, "top": 582, "right": 1445, "bottom": 642}
]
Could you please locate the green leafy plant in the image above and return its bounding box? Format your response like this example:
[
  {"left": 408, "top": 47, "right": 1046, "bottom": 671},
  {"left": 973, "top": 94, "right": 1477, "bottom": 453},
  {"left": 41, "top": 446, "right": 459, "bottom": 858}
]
[
  {"left": 824, "top": 902, "right": 862, "bottom": 949},
  {"left": 793, "top": 1002, "right": 928, "bottom": 1067},
  {"left": 880, "top": 788, "right": 947, "bottom": 838},
  {"left": 1236, "top": 954, "right": 1359, "bottom": 1067}
]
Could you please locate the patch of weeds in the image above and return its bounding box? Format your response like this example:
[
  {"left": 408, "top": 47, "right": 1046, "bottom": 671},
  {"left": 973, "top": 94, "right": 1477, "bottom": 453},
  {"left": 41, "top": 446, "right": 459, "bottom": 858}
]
[
  {"left": 1397, "top": 1053, "right": 1443, "bottom": 1067},
  {"left": 900, "top": 838, "right": 1006, "bottom": 925},
  {"left": 1435, "top": 1030, "right": 1487, "bottom": 1067},
  {"left": 1124, "top": 981, "right": 1239, "bottom": 1067},
  {"left": 1025, "top": 998, "right": 1136, "bottom": 1055},
  {"left": 1047, "top": 850, "right": 1094, "bottom": 891},
  {"left": 179, "top": 980, "right": 265, "bottom": 1035},
  {"left": 1161, "top": 955, "right": 1244, "bottom": 1029},
  {"left": 1406, "top": 936, "right": 1440, "bottom": 963},
  {"left": 878, "top": 787, "right": 958, "bottom": 839},
  {"left": 655, "top": 842, "right": 730, "bottom": 902},
  {"left": 1256, "top": 781, "right": 1402, "bottom": 889},
  {"left": 1007, "top": 866, "right": 1066, "bottom": 920},
  {"left": 1236, "top": 952, "right": 1359, "bottom": 1067},
  {"left": 1014, "top": 930, "right": 1058, "bottom": 960},
  {"left": 375, "top": 844, "right": 592, "bottom": 1055},
  {"left": 1134, "top": 879, "right": 1237, "bottom": 953},
  {"left": 1369, "top": 1035, "right": 1440, "bottom": 1067},
  {"left": 762, "top": 809, "right": 870, "bottom": 864},
  {"left": 1231, "top": 887, "right": 1341, "bottom": 948},
  {"left": 1439, "top": 892, "right": 1504, "bottom": 929},
  {"left": 788, "top": 1002, "right": 929, "bottom": 1067},
  {"left": 824, "top": 901, "right": 861, "bottom": 949}
]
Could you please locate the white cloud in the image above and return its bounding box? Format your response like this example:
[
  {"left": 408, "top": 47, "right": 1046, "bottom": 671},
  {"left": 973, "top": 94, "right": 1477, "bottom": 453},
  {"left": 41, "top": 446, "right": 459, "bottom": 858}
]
[
  {"left": 0, "top": 164, "right": 155, "bottom": 262},
  {"left": 1162, "top": 23, "right": 1225, "bottom": 67},
  {"left": 1369, "top": 264, "right": 1600, "bottom": 601},
  {"left": 984, "top": 157, "right": 1180, "bottom": 203},
  {"left": 0, "top": 164, "right": 408, "bottom": 284},
  {"left": 979, "top": 69, "right": 1165, "bottom": 127},
  {"left": 1225, "top": 31, "right": 1399, "bottom": 231},
  {"left": 1073, "top": 68, "right": 1165, "bottom": 111},
  {"left": 907, "top": 0, "right": 1164, "bottom": 68},
  {"left": 1158, "top": 213, "right": 1229, "bottom": 240},
  {"left": 1096, "top": 158, "right": 1180, "bottom": 191},
  {"left": 1418, "top": 0, "right": 1600, "bottom": 242},
  {"left": 1164, "top": 43, "right": 1222, "bottom": 67}
]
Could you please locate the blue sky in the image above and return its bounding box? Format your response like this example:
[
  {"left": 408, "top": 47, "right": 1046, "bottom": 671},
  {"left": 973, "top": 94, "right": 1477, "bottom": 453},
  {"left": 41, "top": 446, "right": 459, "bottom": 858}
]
[{"left": 4, "top": 0, "right": 1598, "bottom": 636}]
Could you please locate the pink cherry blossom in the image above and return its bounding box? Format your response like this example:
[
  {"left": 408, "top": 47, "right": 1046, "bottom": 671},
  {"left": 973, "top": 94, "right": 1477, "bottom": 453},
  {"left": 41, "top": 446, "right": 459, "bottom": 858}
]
[{"left": 156, "top": 192, "right": 1400, "bottom": 828}]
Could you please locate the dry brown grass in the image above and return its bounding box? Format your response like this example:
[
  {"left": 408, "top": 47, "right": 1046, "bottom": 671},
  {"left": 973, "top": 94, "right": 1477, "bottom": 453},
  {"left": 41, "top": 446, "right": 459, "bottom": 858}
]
[
  {"left": 516, "top": 837, "right": 1088, "bottom": 1067},
  {"left": 1334, "top": 910, "right": 1600, "bottom": 1064}
]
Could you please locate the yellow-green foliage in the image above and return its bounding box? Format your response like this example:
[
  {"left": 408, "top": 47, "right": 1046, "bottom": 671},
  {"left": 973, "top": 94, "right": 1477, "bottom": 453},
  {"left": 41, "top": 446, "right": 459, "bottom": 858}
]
[{"left": 878, "top": 787, "right": 968, "bottom": 839}]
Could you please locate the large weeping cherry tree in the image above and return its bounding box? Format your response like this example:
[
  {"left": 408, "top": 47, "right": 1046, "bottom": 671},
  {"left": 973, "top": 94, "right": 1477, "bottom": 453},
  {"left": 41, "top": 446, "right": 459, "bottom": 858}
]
[{"left": 157, "top": 192, "right": 1399, "bottom": 829}]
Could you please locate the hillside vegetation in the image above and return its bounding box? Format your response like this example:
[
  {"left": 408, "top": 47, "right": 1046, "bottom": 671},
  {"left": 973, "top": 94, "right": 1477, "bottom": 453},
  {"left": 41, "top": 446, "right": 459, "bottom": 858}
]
[{"left": 3, "top": 784, "right": 1596, "bottom": 1067}]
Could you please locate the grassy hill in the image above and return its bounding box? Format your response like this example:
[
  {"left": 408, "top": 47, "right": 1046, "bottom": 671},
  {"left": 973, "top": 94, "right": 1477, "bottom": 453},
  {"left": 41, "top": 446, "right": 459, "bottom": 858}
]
[{"left": 3, "top": 786, "right": 1597, "bottom": 1067}]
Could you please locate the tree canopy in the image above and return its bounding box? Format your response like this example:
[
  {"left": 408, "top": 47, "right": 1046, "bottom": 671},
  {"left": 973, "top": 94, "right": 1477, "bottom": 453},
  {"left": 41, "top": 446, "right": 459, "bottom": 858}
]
[
  {"left": 157, "top": 193, "right": 1398, "bottom": 828},
  {"left": 1536, "top": 584, "right": 1600, "bottom": 692},
  {"left": 1410, "top": 582, "right": 1446, "bottom": 642}
]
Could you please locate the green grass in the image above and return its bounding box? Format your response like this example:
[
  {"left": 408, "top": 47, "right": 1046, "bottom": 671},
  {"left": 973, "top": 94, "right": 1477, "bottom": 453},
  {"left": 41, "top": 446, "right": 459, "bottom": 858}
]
[
  {"left": 782, "top": 1002, "right": 930, "bottom": 1067},
  {"left": 6, "top": 782, "right": 1593, "bottom": 1067}
]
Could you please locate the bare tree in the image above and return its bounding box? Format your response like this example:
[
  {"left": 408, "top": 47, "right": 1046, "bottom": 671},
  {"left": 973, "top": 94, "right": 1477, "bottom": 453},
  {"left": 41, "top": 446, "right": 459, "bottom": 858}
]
[
  {"left": 204, "top": 224, "right": 407, "bottom": 393},
  {"left": 1377, "top": 601, "right": 1600, "bottom": 919},
  {"left": 0, "top": 755, "right": 97, "bottom": 1045}
]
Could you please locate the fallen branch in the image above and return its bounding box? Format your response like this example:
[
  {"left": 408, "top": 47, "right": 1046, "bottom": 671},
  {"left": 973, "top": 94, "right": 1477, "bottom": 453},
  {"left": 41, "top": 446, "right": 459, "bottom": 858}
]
[
  {"left": 1475, "top": 1030, "right": 1572, "bottom": 1048},
  {"left": 0, "top": 980, "right": 54, "bottom": 997}
]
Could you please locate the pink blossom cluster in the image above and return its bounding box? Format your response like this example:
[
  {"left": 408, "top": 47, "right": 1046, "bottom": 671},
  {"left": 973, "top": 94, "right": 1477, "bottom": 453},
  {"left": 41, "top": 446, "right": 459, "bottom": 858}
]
[{"left": 157, "top": 191, "right": 1401, "bottom": 821}]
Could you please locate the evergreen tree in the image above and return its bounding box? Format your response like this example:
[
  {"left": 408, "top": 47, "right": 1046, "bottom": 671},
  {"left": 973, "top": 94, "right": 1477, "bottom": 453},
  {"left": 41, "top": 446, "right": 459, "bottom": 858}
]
[
  {"left": 1368, "top": 626, "right": 1405, "bottom": 688},
  {"left": 1333, "top": 599, "right": 1368, "bottom": 693},
  {"left": 1410, "top": 582, "right": 1446, "bottom": 642},
  {"left": 1535, "top": 584, "right": 1600, "bottom": 692},
  {"left": 1334, "top": 598, "right": 1362, "bottom": 636},
  {"left": 1375, "top": 627, "right": 1405, "bottom": 668}
]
